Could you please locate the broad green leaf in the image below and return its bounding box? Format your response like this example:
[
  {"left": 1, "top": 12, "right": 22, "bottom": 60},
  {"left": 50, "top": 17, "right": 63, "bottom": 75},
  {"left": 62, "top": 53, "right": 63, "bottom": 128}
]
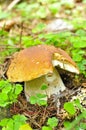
[
  {"left": 41, "top": 84, "right": 48, "bottom": 90},
  {"left": 29, "top": 96, "right": 38, "bottom": 104},
  {"left": 19, "top": 124, "right": 32, "bottom": 130},
  {"left": 14, "top": 84, "right": 23, "bottom": 95},
  {"left": 70, "top": 37, "right": 86, "bottom": 48},
  {"left": 30, "top": 93, "right": 47, "bottom": 106},
  {"left": 42, "top": 126, "right": 52, "bottom": 130},
  {"left": 64, "top": 102, "right": 76, "bottom": 115},
  {"left": 2, "top": 85, "right": 12, "bottom": 94},
  {"left": 0, "top": 118, "right": 9, "bottom": 126},
  {"left": 36, "top": 93, "right": 47, "bottom": 98},
  {"left": 13, "top": 114, "right": 27, "bottom": 123},
  {"left": 74, "top": 99, "right": 83, "bottom": 110},
  {"left": 80, "top": 123, "right": 86, "bottom": 129},
  {"left": 38, "top": 99, "right": 47, "bottom": 106},
  {"left": 64, "top": 121, "right": 71, "bottom": 129},
  {"left": 0, "top": 10, "right": 10, "bottom": 19},
  {"left": 47, "top": 117, "right": 58, "bottom": 128}
]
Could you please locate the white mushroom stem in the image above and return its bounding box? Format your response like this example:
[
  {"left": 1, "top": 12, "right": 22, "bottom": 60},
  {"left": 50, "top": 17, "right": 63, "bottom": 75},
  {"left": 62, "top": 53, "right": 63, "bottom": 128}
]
[{"left": 24, "top": 68, "right": 66, "bottom": 101}]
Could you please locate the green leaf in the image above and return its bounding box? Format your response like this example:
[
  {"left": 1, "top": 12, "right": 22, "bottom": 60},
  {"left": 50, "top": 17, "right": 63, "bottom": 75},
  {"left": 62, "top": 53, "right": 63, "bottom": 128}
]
[
  {"left": 13, "top": 114, "right": 27, "bottom": 123},
  {"left": 47, "top": 117, "right": 58, "bottom": 128},
  {"left": 80, "top": 122, "right": 86, "bottom": 129},
  {"left": 0, "top": 119, "right": 13, "bottom": 130},
  {"left": 6, "top": 119, "right": 14, "bottom": 130},
  {"left": 0, "top": 118, "right": 9, "bottom": 126},
  {"left": 0, "top": 10, "right": 10, "bottom": 19},
  {"left": 72, "top": 49, "right": 85, "bottom": 62},
  {"left": 74, "top": 99, "right": 83, "bottom": 111},
  {"left": 29, "top": 96, "right": 38, "bottom": 104},
  {"left": 36, "top": 6, "right": 47, "bottom": 18},
  {"left": 37, "top": 99, "right": 47, "bottom": 106},
  {"left": 32, "top": 23, "right": 46, "bottom": 33},
  {"left": 2, "top": 85, "right": 12, "bottom": 94},
  {"left": 82, "top": 59, "right": 86, "bottom": 65},
  {"left": 49, "top": 3, "right": 60, "bottom": 14},
  {"left": 30, "top": 94, "right": 47, "bottom": 106},
  {"left": 72, "top": 54, "right": 82, "bottom": 62},
  {"left": 14, "top": 84, "right": 23, "bottom": 95},
  {"left": 64, "top": 121, "right": 71, "bottom": 128},
  {"left": 76, "top": 29, "right": 86, "bottom": 36},
  {"left": 70, "top": 37, "right": 86, "bottom": 48},
  {"left": 42, "top": 126, "right": 52, "bottom": 130},
  {"left": 19, "top": 124, "right": 32, "bottom": 130},
  {"left": 41, "top": 84, "right": 48, "bottom": 90},
  {"left": 13, "top": 114, "right": 27, "bottom": 130},
  {"left": 36, "top": 93, "right": 47, "bottom": 98},
  {"left": 82, "top": 110, "right": 86, "bottom": 118},
  {"left": 64, "top": 102, "right": 76, "bottom": 115},
  {"left": 0, "top": 93, "right": 8, "bottom": 101}
]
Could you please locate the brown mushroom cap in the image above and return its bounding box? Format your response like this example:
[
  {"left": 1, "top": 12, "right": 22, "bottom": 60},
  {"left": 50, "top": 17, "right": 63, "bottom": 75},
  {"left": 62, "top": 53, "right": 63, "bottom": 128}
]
[{"left": 7, "top": 45, "right": 79, "bottom": 82}]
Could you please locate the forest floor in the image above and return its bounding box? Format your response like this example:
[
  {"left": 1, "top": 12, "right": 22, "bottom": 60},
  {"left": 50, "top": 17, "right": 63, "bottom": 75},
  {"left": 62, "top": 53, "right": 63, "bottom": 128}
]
[{"left": 0, "top": 0, "right": 86, "bottom": 130}]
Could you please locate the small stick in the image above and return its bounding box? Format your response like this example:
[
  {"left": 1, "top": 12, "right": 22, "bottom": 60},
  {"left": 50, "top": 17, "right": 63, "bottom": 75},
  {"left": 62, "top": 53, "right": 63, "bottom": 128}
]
[
  {"left": 6, "top": 0, "right": 21, "bottom": 11},
  {"left": 19, "top": 21, "right": 24, "bottom": 49}
]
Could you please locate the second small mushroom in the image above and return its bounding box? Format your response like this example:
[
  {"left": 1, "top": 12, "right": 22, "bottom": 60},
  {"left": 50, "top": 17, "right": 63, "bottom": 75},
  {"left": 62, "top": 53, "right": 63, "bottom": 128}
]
[{"left": 7, "top": 45, "right": 79, "bottom": 101}]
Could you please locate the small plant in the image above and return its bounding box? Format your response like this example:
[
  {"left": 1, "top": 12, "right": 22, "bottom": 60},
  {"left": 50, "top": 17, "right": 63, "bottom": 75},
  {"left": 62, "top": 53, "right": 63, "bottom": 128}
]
[
  {"left": 64, "top": 101, "right": 76, "bottom": 115},
  {"left": 70, "top": 31, "right": 86, "bottom": 77},
  {"left": 16, "top": 1, "right": 61, "bottom": 20},
  {"left": 0, "top": 80, "right": 23, "bottom": 107},
  {"left": 64, "top": 99, "right": 86, "bottom": 130},
  {"left": 0, "top": 114, "right": 27, "bottom": 130},
  {"left": 42, "top": 117, "right": 58, "bottom": 130},
  {"left": 0, "top": 29, "right": 20, "bottom": 64},
  {"left": 71, "top": 19, "right": 86, "bottom": 29},
  {"left": 29, "top": 84, "right": 48, "bottom": 106},
  {"left": 29, "top": 93, "right": 47, "bottom": 106},
  {"left": 22, "top": 36, "right": 42, "bottom": 48}
]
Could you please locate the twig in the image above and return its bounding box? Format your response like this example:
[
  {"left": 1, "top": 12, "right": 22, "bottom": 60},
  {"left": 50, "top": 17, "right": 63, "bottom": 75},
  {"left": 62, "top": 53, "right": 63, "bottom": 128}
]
[
  {"left": 19, "top": 21, "right": 24, "bottom": 49},
  {"left": 6, "top": 0, "right": 21, "bottom": 11},
  {"left": 23, "top": 112, "right": 41, "bottom": 128},
  {"left": 0, "top": 45, "right": 24, "bottom": 49}
]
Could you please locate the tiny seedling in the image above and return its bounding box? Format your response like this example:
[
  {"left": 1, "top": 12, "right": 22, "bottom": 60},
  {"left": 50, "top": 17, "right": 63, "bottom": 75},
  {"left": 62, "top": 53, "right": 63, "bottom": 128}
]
[
  {"left": 29, "top": 93, "right": 47, "bottom": 106},
  {"left": 29, "top": 84, "right": 48, "bottom": 106},
  {"left": 42, "top": 117, "right": 58, "bottom": 130}
]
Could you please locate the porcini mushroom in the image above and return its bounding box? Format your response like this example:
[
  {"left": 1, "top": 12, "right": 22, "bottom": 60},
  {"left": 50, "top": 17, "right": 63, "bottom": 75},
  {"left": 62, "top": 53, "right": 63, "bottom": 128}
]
[{"left": 6, "top": 45, "right": 79, "bottom": 101}]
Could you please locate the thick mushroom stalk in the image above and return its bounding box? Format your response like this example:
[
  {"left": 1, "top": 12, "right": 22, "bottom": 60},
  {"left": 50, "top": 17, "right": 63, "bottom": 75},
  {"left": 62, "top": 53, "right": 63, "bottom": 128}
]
[
  {"left": 6, "top": 45, "right": 79, "bottom": 101},
  {"left": 25, "top": 68, "right": 66, "bottom": 101}
]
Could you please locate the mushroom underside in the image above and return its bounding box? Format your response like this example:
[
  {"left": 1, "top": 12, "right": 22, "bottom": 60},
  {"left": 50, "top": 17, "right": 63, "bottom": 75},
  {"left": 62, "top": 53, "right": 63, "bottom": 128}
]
[{"left": 24, "top": 68, "right": 66, "bottom": 101}]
